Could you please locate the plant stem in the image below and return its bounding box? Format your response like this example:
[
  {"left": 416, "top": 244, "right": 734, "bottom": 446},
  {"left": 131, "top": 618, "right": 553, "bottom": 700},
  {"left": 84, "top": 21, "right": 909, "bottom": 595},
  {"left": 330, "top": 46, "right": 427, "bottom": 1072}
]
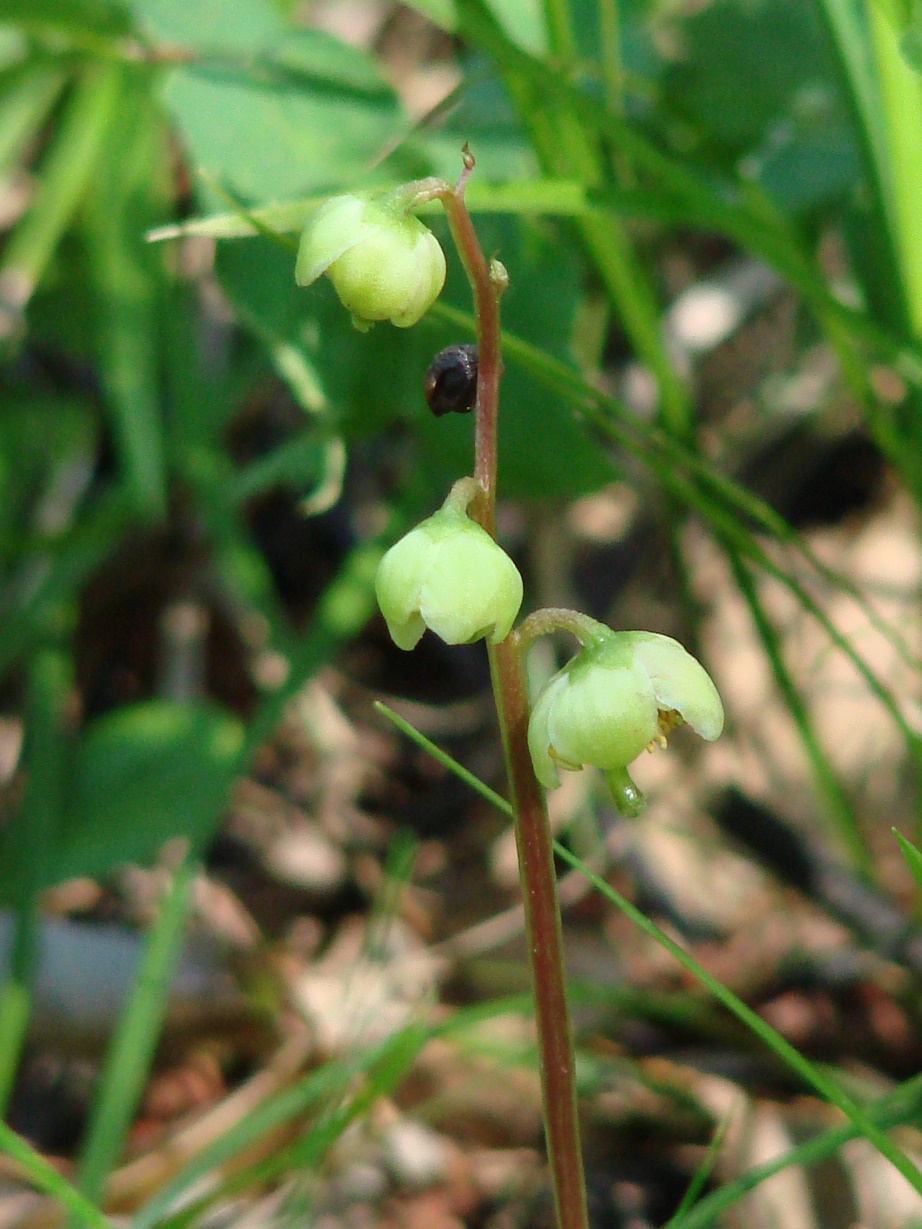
[
  {"left": 440, "top": 154, "right": 589, "bottom": 1229},
  {"left": 515, "top": 606, "right": 610, "bottom": 651},
  {"left": 439, "top": 150, "right": 501, "bottom": 532}
]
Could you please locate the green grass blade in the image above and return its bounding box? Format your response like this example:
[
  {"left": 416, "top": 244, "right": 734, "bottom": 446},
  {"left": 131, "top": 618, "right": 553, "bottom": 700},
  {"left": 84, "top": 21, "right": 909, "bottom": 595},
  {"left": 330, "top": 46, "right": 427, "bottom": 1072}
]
[
  {"left": 0, "top": 63, "right": 67, "bottom": 180},
  {"left": 84, "top": 76, "right": 167, "bottom": 519},
  {"left": 726, "top": 550, "right": 868, "bottom": 870},
  {"left": 365, "top": 707, "right": 922, "bottom": 1195},
  {"left": 668, "top": 1073, "right": 922, "bottom": 1228},
  {"left": 0, "top": 1121, "right": 117, "bottom": 1228},
  {"left": 0, "top": 63, "right": 120, "bottom": 313},
  {"left": 131, "top": 1023, "right": 430, "bottom": 1229},
  {"left": 374, "top": 701, "right": 514, "bottom": 817},
  {"left": 894, "top": 828, "right": 922, "bottom": 896},
  {"left": 553, "top": 843, "right": 922, "bottom": 1196},
  {"left": 868, "top": 1, "right": 922, "bottom": 333},
  {"left": 0, "top": 641, "right": 73, "bottom": 1112},
  {"left": 72, "top": 858, "right": 197, "bottom": 1214}
]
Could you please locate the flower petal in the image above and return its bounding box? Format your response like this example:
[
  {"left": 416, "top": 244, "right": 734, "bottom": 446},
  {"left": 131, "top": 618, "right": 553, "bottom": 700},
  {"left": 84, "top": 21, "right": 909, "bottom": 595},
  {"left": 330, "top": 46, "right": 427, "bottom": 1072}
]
[
  {"left": 374, "top": 526, "right": 437, "bottom": 651},
  {"left": 418, "top": 524, "right": 522, "bottom": 644},
  {"left": 627, "top": 632, "right": 724, "bottom": 741},
  {"left": 546, "top": 657, "right": 659, "bottom": 770},
  {"left": 527, "top": 671, "right": 567, "bottom": 789},
  {"left": 295, "top": 195, "right": 371, "bottom": 287}
]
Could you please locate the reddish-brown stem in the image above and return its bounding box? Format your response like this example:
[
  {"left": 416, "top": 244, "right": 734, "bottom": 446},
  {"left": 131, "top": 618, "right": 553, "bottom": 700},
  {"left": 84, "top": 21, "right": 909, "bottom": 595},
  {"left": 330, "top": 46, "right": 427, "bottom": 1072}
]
[
  {"left": 439, "top": 157, "right": 501, "bottom": 535},
  {"left": 440, "top": 153, "right": 589, "bottom": 1229}
]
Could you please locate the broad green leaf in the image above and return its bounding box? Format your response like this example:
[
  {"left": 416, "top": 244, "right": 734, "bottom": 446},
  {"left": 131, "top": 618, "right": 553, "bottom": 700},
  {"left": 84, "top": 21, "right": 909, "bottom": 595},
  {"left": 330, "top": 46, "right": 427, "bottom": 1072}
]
[
  {"left": 126, "top": 0, "right": 281, "bottom": 53},
  {"left": 158, "top": 26, "right": 403, "bottom": 203},
  {"left": 0, "top": 701, "right": 244, "bottom": 891},
  {"left": 661, "top": 0, "right": 858, "bottom": 213},
  {"left": 401, "top": 0, "right": 457, "bottom": 31},
  {"left": 217, "top": 213, "right": 613, "bottom": 500},
  {"left": 0, "top": 0, "right": 132, "bottom": 40},
  {"left": 415, "top": 214, "right": 614, "bottom": 499}
]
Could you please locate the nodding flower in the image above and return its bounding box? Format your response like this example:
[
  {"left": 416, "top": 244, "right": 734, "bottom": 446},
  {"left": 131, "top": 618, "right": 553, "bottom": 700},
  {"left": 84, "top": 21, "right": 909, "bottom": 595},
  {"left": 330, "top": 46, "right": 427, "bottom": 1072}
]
[
  {"left": 296, "top": 193, "right": 446, "bottom": 331},
  {"left": 375, "top": 502, "right": 522, "bottom": 652},
  {"left": 528, "top": 630, "right": 723, "bottom": 815}
]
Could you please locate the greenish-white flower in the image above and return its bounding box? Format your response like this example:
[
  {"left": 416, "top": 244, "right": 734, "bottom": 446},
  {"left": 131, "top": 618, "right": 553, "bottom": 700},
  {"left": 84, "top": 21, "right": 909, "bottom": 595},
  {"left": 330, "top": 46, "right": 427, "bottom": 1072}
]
[
  {"left": 528, "top": 631, "right": 723, "bottom": 814},
  {"left": 296, "top": 193, "right": 446, "bottom": 331},
  {"left": 375, "top": 505, "right": 523, "bottom": 651}
]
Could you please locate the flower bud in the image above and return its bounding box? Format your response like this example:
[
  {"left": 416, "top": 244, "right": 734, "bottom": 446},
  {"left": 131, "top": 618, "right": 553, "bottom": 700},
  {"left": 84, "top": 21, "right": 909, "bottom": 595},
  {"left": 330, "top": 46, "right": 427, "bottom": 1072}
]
[
  {"left": 375, "top": 504, "right": 523, "bottom": 651},
  {"left": 528, "top": 631, "right": 723, "bottom": 813},
  {"left": 296, "top": 193, "right": 446, "bottom": 331}
]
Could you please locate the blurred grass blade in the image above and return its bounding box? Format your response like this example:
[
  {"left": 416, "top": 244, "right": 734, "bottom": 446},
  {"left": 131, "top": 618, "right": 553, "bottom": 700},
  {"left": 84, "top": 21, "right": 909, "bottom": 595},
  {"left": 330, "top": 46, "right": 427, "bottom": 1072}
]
[
  {"left": 668, "top": 1074, "right": 922, "bottom": 1229},
  {"left": 376, "top": 706, "right": 922, "bottom": 1195},
  {"left": 435, "top": 299, "right": 922, "bottom": 692},
  {"left": 868, "top": 0, "right": 922, "bottom": 332},
  {"left": 72, "top": 859, "right": 197, "bottom": 1216},
  {"left": 0, "top": 1121, "right": 117, "bottom": 1228},
  {"left": 459, "top": 0, "right": 691, "bottom": 436},
  {"left": 894, "top": 828, "right": 922, "bottom": 896},
  {"left": 131, "top": 1023, "right": 430, "bottom": 1229},
  {"left": 0, "top": 63, "right": 120, "bottom": 319},
  {"left": 726, "top": 551, "right": 868, "bottom": 870},
  {"left": 146, "top": 178, "right": 591, "bottom": 243},
  {"left": 554, "top": 842, "right": 922, "bottom": 1196},
  {"left": 84, "top": 75, "right": 167, "bottom": 518},
  {"left": 0, "top": 64, "right": 67, "bottom": 179},
  {"left": 0, "top": 641, "right": 73, "bottom": 1112},
  {"left": 2, "top": 0, "right": 134, "bottom": 42}
]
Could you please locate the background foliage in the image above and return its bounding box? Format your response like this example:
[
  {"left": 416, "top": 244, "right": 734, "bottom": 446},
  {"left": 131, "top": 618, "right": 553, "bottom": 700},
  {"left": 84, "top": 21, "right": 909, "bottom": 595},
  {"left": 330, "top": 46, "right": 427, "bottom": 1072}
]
[{"left": 3, "top": 0, "right": 922, "bottom": 1225}]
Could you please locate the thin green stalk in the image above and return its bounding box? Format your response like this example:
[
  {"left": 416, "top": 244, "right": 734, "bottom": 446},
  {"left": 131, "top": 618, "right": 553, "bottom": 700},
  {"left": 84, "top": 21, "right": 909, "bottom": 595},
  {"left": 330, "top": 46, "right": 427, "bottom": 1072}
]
[
  {"left": 814, "top": 0, "right": 908, "bottom": 326},
  {"left": 0, "top": 1120, "right": 117, "bottom": 1229},
  {"left": 441, "top": 158, "right": 589, "bottom": 1229},
  {"left": 70, "top": 858, "right": 197, "bottom": 1218},
  {"left": 457, "top": 0, "right": 691, "bottom": 439},
  {"left": 554, "top": 844, "right": 922, "bottom": 1198},
  {"left": 726, "top": 551, "right": 869, "bottom": 873},
  {"left": 132, "top": 1025, "right": 430, "bottom": 1229},
  {"left": 0, "top": 637, "right": 73, "bottom": 1114},
  {"left": 84, "top": 75, "right": 167, "bottom": 520},
  {"left": 542, "top": 0, "right": 576, "bottom": 62},
  {"left": 0, "top": 63, "right": 120, "bottom": 311},
  {"left": 377, "top": 700, "right": 922, "bottom": 1221},
  {"left": 867, "top": 1, "right": 922, "bottom": 333},
  {"left": 599, "top": 0, "right": 624, "bottom": 116}
]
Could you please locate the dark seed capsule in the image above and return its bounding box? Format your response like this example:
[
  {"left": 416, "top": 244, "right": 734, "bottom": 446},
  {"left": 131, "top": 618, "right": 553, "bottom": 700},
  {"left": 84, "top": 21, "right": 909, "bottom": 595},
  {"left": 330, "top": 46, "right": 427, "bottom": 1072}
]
[{"left": 424, "top": 344, "right": 478, "bottom": 417}]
